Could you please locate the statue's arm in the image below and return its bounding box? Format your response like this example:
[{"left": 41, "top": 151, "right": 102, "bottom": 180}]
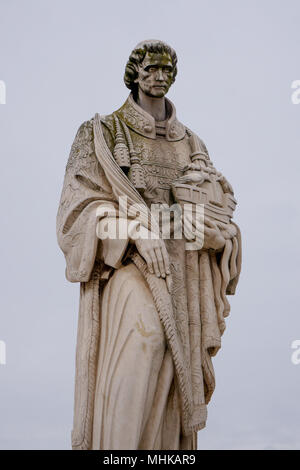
[
  {"left": 57, "top": 119, "right": 121, "bottom": 281},
  {"left": 57, "top": 118, "right": 140, "bottom": 280},
  {"left": 184, "top": 130, "right": 242, "bottom": 294}
]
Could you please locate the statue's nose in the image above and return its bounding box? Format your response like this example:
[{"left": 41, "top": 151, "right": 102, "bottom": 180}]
[{"left": 156, "top": 69, "right": 164, "bottom": 81}]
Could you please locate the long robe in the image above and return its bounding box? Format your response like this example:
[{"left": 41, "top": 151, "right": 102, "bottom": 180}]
[{"left": 56, "top": 95, "right": 241, "bottom": 450}]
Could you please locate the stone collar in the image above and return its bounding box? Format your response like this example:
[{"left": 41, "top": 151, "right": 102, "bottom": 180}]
[{"left": 116, "top": 93, "right": 186, "bottom": 141}]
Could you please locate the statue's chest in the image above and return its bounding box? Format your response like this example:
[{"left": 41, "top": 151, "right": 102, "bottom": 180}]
[{"left": 131, "top": 133, "right": 191, "bottom": 205}]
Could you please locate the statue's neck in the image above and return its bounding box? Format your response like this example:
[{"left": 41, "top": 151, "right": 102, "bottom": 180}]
[{"left": 136, "top": 89, "right": 167, "bottom": 121}]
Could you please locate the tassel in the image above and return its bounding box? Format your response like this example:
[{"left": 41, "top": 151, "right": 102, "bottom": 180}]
[
  {"left": 128, "top": 158, "right": 146, "bottom": 193},
  {"left": 113, "top": 114, "right": 131, "bottom": 171},
  {"left": 120, "top": 120, "right": 146, "bottom": 193}
]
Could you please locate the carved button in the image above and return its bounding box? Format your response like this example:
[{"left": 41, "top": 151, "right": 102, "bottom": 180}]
[
  {"left": 143, "top": 124, "right": 153, "bottom": 133},
  {"left": 169, "top": 127, "right": 176, "bottom": 138}
]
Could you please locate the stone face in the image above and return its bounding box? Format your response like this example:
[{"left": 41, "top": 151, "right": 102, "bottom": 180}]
[{"left": 56, "top": 39, "right": 241, "bottom": 450}]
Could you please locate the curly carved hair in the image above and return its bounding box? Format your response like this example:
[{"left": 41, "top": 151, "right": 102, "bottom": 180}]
[{"left": 124, "top": 39, "right": 178, "bottom": 94}]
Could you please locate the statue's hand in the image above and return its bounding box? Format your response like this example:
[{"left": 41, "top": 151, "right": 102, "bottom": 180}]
[
  {"left": 135, "top": 238, "right": 170, "bottom": 279},
  {"left": 175, "top": 171, "right": 205, "bottom": 185},
  {"left": 218, "top": 221, "right": 237, "bottom": 240},
  {"left": 203, "top": 219, "right": 226, "bottom": 251}
]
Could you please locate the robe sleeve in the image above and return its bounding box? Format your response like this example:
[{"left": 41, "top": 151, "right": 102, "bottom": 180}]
[{"left": 56, "top": 119, "right": 129, "bottom": 282}]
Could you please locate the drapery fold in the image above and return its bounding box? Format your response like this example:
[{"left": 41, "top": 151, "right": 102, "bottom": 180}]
[{"left": 57, "top": 115, "right": 241, "bottom": 449}]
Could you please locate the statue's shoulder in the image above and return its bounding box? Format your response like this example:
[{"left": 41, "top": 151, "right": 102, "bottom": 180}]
[
  {"left": 75, "top": 114, "right": 115, "bottom": 147},
  {"left": 66, "top": 118, "right": 96, "bottom": 172},
  {"left": 73, "top": 118, "right": 94, "bottom": 143},
  {"left": 98, "top": 113, "right": 115, "bottom": 136},
  {"left": 184, "top": 126, "right": 210, "bottom": 159},
  {"left": 97, "top": 113, "right": 116, "bottom": 151}
]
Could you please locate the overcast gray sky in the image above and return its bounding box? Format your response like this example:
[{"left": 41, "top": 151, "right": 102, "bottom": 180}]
[{"left": 0, "top": 0, "right": 300, "bottom": 449}]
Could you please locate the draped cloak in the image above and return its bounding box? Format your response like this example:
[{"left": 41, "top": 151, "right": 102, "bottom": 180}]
[{"left": 56, "top": 95, "right": 242, "bottom": 450}]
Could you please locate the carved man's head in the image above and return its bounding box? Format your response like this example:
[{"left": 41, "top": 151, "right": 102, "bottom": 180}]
[{"left": 124, "top": 40, "right": 177, "bottom": 98}]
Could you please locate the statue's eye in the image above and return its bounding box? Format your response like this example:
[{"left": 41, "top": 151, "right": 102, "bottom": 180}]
[
  {"left": 147, "top": 66, "right": 158, "bottom": 73},
  {"left": 163, "top": 67, "right": 172, "bottom": 73}
]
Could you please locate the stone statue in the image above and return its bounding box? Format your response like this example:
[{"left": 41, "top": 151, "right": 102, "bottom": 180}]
[{"left": 57, "top": 39, "right": 241, "bottom": 450}]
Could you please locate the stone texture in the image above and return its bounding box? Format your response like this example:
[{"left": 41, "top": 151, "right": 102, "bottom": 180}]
[{"left": 57, "top": 39, "right": 241, "bottom": 450}]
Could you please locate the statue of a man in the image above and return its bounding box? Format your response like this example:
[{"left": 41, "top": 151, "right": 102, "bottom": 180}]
[{"left": 57, "top": 39, "right": 241, "bottom": 450}]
